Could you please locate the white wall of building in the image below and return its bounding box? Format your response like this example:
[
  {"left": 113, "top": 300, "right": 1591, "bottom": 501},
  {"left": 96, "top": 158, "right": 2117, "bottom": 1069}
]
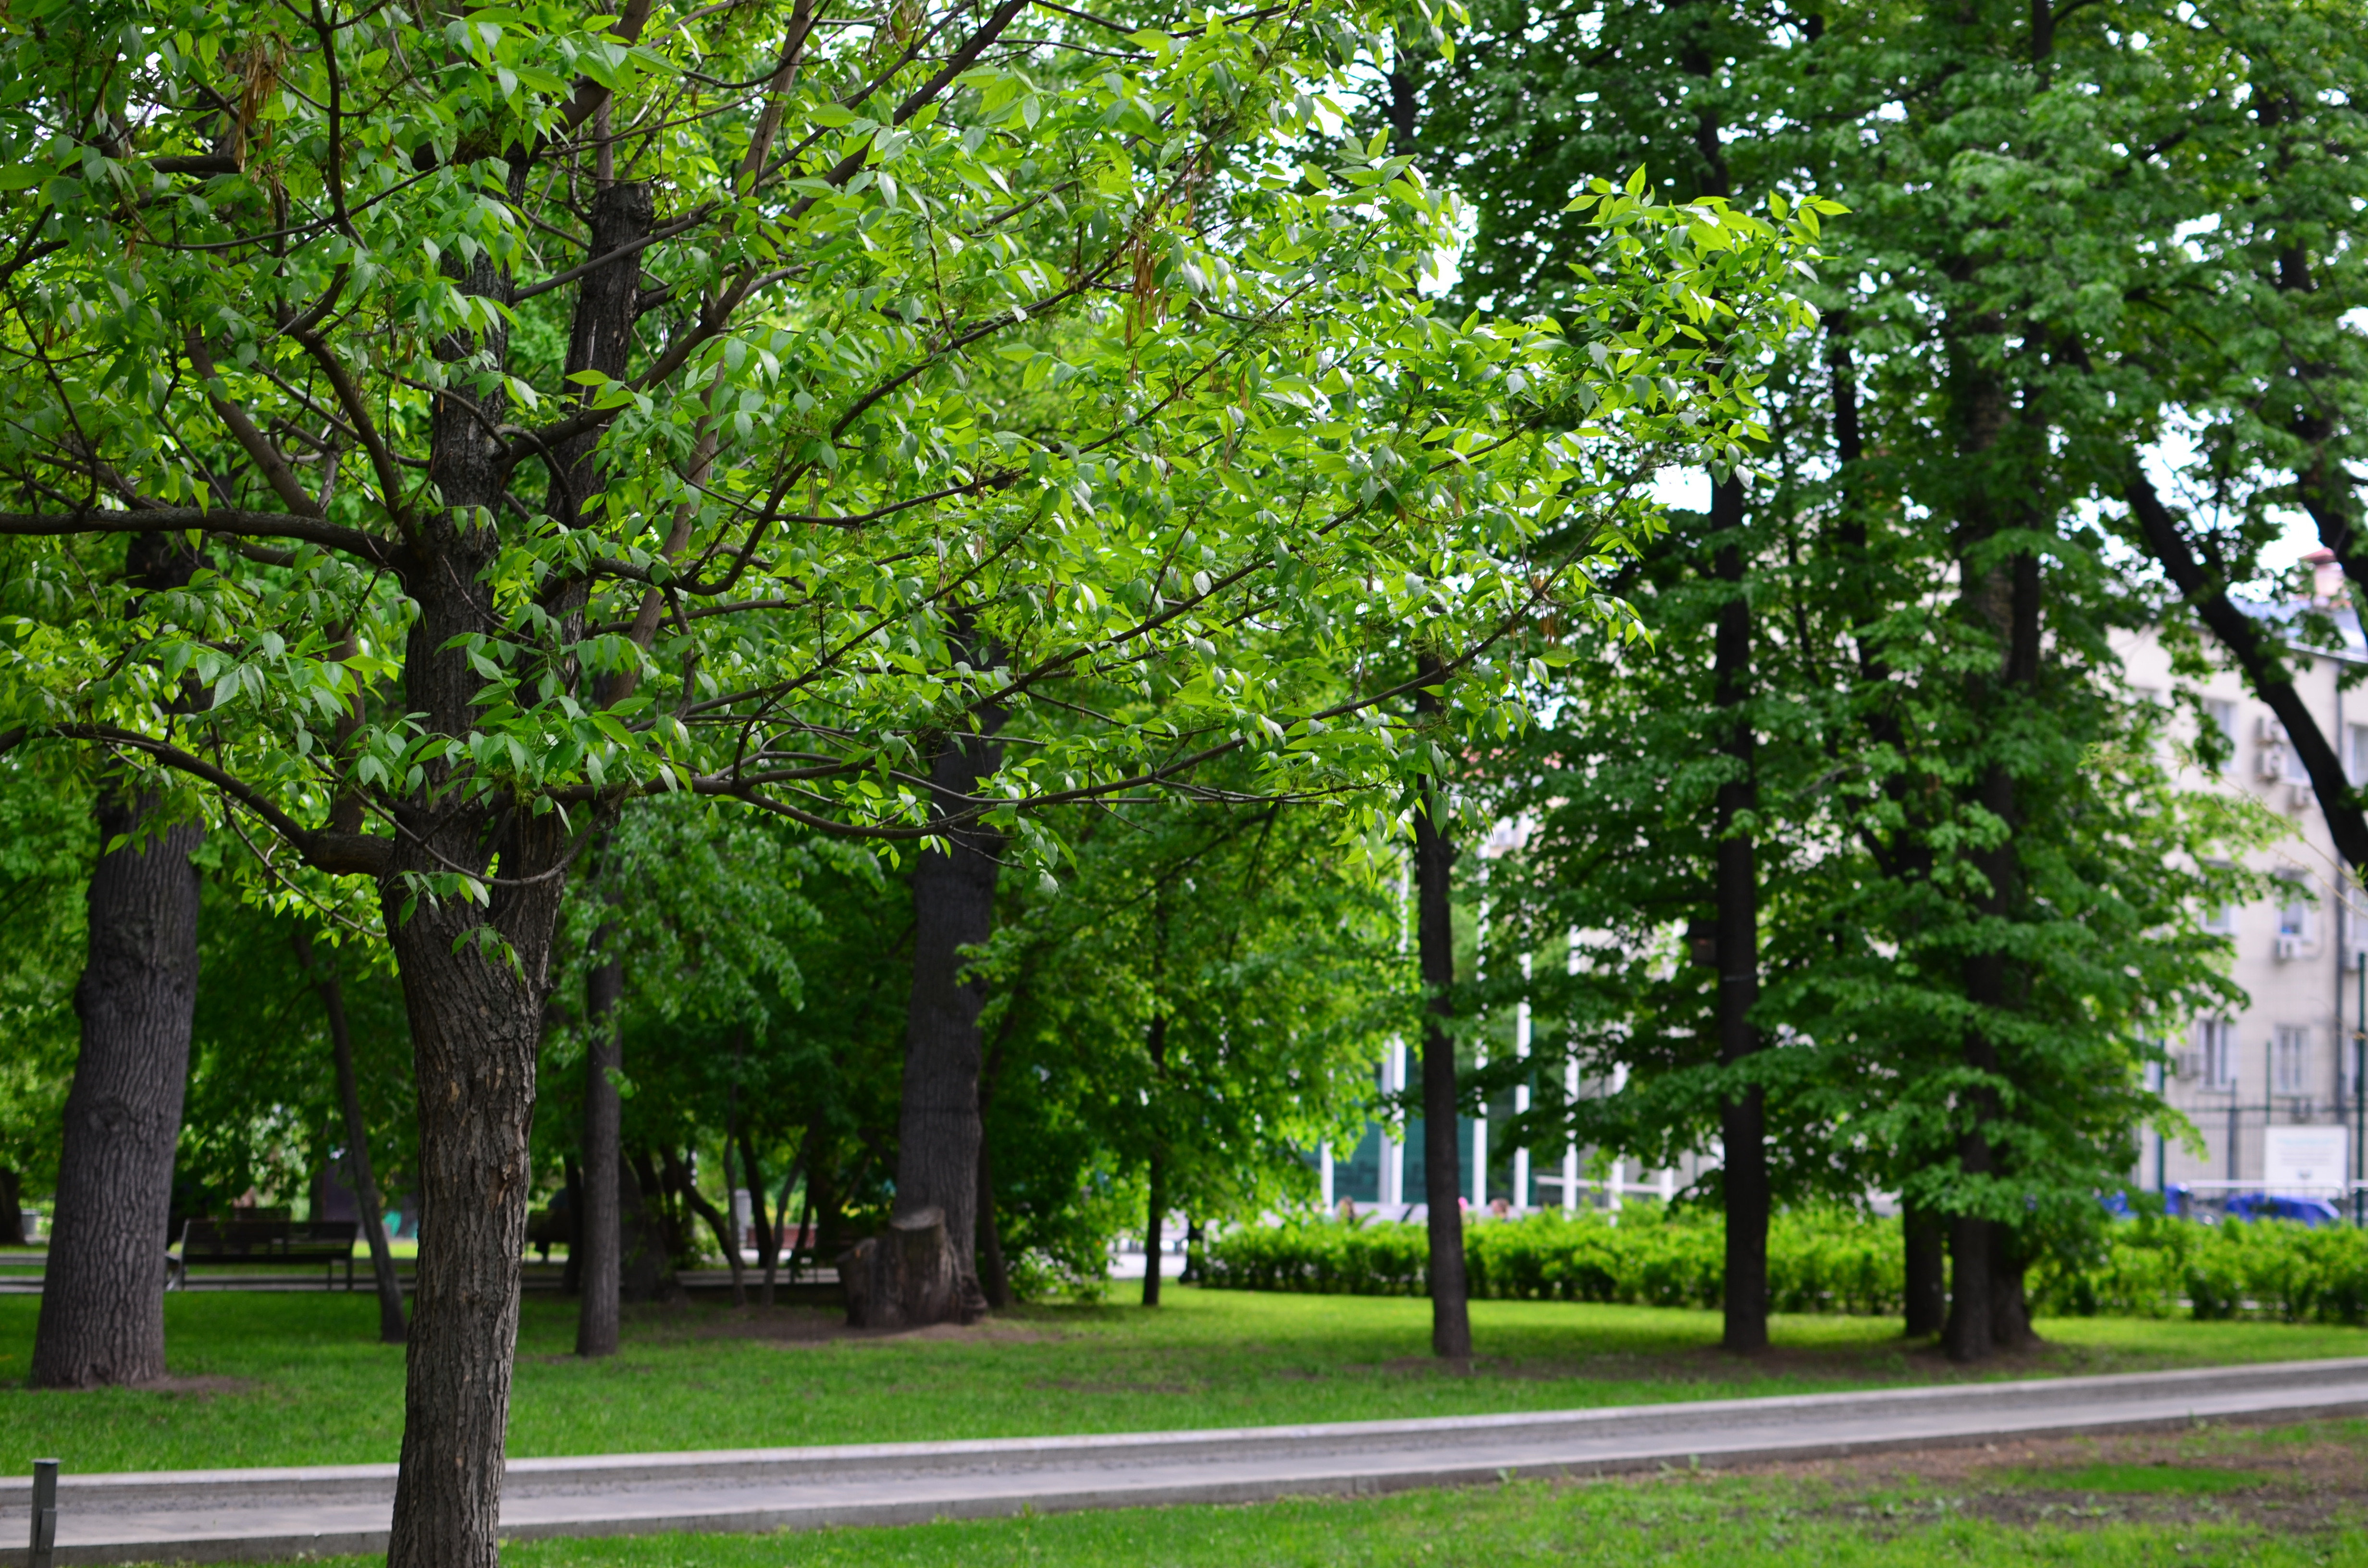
[{"left": 2120, "top": 572, "right": 2367, "bottom": 1193}]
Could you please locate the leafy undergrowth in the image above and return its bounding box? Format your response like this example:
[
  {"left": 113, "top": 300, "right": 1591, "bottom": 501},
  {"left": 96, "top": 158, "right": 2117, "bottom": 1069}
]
[
  {"left": 3, "top": 1286, "right": 2366, "bottom": 1473},
  {"left": 150, "top": 1419, "right": 2368, "bottom": 1567}
]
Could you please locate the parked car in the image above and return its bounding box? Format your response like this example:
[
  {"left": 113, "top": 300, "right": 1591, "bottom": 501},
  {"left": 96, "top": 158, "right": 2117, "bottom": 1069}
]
[{"left": 2223, "top": 1192, "right": 2343, "bottom": 1227}]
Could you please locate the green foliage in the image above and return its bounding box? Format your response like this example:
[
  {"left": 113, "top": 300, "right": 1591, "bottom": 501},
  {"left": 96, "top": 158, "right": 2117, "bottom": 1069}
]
[
  {"left": 0, "top": 752, "right": 91, "bottom": 1193},
  {"left": 1397, "top": 0, "right": 2325, "bottom": 1269},
  {"left": 179, "top": 886, "right": 413, "bottom": 1214},
  {"left": 1210, "top": 1211, "right": 2368, "bottom": 1328},
  {"left": 973, "top": 792, "right": 1404, "bottom": 1284},
  {"left": 2035, "top": 1219, "right": 2368, "bottom": 1328},
  {"left": 0, "top": 0, "right": 1823, "bottom": 894},
  {"left": 1205, "top": 1207, "right": 1904, "bottom": 1314}
]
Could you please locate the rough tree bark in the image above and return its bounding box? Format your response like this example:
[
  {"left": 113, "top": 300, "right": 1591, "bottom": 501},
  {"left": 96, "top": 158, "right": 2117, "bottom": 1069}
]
[
  {"left": 1903, "top": 1200, "right": 1947, "bottom": 1339},
  {"left": 30, "top": 779, "right": 204, "bottom": 1388},
  {"left": 1940, "top": 328, "right": 2038, "bottom": 1365},
  {"left": 1413, "top": 650, "right": 1472, "bottom": 1363},
  {"left": 0, "top": 1169, "right": 22, "bottom": 1247},
  {"left": 378, "top": 209, "right": 579, "bottom": 1568},
  {"left": 1708, "top": 475, "right": 1769, "bottom": 1355},
  {"left": 293, "top": 930, "right": 407, "bottom": 1345},
  {"left": 892, "top": 642, "right": 1004, "bottom": 1324}
]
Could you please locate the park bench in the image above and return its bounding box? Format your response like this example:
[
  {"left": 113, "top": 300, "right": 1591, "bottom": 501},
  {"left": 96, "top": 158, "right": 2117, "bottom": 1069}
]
[{"left": 167, "top": 1218, "right": 359, "bottom": 1291}]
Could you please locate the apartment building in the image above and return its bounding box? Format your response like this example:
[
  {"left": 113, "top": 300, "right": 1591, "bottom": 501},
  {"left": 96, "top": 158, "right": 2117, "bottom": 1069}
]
[{"left": 2122, "top": 553, "right": 2366, "bottom": 1200}]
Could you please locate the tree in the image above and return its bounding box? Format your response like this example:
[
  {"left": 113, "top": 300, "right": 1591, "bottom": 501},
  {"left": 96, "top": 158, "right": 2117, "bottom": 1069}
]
[
  {"left": 0, "top": 0, "right": 1811, "bottom": 1556},
  {"left": 1435, "top": 0, "right": 2301, "bottom": 1362},
  {"left": 971, "top": 785, "right": 1399, "bottom": 1304}
]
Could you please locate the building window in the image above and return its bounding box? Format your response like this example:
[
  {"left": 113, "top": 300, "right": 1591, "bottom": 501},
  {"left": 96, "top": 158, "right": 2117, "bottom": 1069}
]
[
  {"left": 2276, "top": 874, "right": 2315, "bottom": 949},
  {"left": 2351, "top": 724, "right": 2368, "bottom": 786},
  {"left": 2274, "top": 1026, "right": 2310, "bottom": 1097},
  {"left": 2198, "top": 1018, "right": 2238, "bottom": 1090},
  {"left": 2200, "top": 867, "right": 2237, "bottom": 935}
]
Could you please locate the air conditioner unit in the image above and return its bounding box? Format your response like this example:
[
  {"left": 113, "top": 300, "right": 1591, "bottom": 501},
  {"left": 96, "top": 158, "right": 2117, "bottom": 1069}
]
[
  {"left": 2258, "top": 745, "right": 2291, "bottom": 781},
  {"left": 2172, "top": 1051, "right": 2204, "bottom": 1081},
  {"left": 2291, "top": 783, "right": 2317, "bottom": 811},
  {"left": 2259, "top": 714, "right": 2290, "bottom": 743},
  {"left": 2276, "top": 934, "right": 2306, "bottom": 961}
]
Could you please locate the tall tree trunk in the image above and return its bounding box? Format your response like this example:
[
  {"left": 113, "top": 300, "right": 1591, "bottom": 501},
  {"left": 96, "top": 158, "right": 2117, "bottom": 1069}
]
[
  {"left": 1902, "top": 1199, "right": 1946, "bottom": 1338},
  {"left": 577, "top": 940, "right": 623, "bottom": 1356},
  {"left": 380, "top": 813, "right": 566, "bottom": 1568},
  {"left": 378, "top": 145, "right": 643, "bottom": 1568},
  {"left": 786, "top": 1166, "right": 817, "bottom": 1282},
  {"left": 1708, "top": 476, "right": 1769, "bottom": 1355},
  {"left": 716, "top": 1055, "right": 748, "bottom": 1308},
  {"left": 30, "top": 784, "right": 203, "bottom": 1388},
  {"left": 1414, "top": 651, "right": 1472, "bottom": 1362},
  {"left": 894, "top": 647, "right": 1004, "bottom": 1322},
  {"left": 739, "top": 1128, "right": 779, "bottom": 1309},
  {"left": 294, "top": 930, "right": 407, "bottom": 1345},
  {"left": 1141, "top": 1150, "right": 1167, "bottom": 1309},
  {"left": 1933, "top": 293, "right": 2019, "bottom": 1367},
  {"left": 0, "top": 1168, "right": 22, "bottom": 1247},
  {"left": 1141, "top": 1007, "right": 1168, "bottom": 1309},
  {"left": 1944, "top": 1205, "right": 1994, "bottom": 1360},
  {"left": 1989, "top": 1228, "right": 2034, "bottom": 1348}
]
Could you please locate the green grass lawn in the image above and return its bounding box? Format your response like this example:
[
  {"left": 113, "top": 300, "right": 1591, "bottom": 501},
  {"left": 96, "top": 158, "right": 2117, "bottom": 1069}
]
[
  {"left": 97, "top": 1417, "right": 2368, "bottom": 1567},
  {"left": 4, "top": 1286, "right": 2367, "bottom": 1475}
]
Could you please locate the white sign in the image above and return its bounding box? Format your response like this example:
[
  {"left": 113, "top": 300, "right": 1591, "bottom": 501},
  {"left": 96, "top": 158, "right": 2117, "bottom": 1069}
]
[{"left": 2263, "top": 1125, "right": 2349, "bottom": 1193}]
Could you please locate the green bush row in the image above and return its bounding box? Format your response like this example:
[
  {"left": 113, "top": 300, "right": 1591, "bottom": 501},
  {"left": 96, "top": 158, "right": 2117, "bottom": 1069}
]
[
  {"left": 2034, "top": 1213, "right": 2368, "bottom": 1325},
  {"left": 1200, "top": 1207, "right": 1901, "bottom": 1314},
  {"left": 1200, "top": 1208, "right": 2368, "bottom": 1324}
]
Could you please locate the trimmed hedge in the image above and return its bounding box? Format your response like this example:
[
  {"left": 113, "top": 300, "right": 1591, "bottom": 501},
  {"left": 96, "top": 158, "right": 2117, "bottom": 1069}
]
[
  {"left": 2035, "top": 1212, "right": 2368, "bottom": 1325},
  {"left": 1201, "top": 1207, "right": 2368, "bottom": 1324},
  {"left": 1201, "top": 1208, "right": 1901, "bottom": 1315}
]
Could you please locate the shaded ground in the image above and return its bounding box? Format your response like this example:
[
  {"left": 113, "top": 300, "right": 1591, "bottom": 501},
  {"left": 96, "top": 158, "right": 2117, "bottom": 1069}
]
[{"left": 1707, "top": 1419, "right": 2368, "bottom": 1538}]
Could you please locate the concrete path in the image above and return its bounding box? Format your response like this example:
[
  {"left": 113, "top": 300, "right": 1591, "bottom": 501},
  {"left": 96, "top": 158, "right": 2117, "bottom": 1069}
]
[{"left": 9, "top": 1357, "right": 2367, "bottom": 1565}]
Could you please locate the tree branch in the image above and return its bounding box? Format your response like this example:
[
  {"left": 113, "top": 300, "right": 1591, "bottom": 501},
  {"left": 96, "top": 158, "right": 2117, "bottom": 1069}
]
[
  {"left": 0, "top": 506, "right": 406, "bottom": 566},
  {"left": 2123, "top": 464, "right": 2368, "bottom": 870}
]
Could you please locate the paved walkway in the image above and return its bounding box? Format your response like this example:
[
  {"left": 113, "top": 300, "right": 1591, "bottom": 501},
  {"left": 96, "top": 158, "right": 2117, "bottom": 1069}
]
[{"left": 9, "top": 1357, "right": 2367, "bottom": 1565}]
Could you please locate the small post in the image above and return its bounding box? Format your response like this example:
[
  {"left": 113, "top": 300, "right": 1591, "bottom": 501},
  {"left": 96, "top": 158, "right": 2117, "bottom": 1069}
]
[{"left": 29, "top": 1458, "right": 58, "bottom": 1568}]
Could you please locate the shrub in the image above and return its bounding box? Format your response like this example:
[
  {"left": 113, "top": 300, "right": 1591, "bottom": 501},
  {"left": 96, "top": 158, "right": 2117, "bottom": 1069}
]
[
  {"left": 2033, "top": 1216, "right": 2368, "bottom": 1326},
  {"left": 1203, "top": 1206, "right": 1904, "bottom": 1315},
  {"left": 1206, "top": 1206, "right": 2368, "bottom": 1324}
]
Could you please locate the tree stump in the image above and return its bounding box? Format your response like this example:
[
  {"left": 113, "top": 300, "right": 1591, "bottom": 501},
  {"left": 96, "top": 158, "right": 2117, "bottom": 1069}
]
[{"left": 841, "top": 1207, "right": 977, "bottom": 1328}]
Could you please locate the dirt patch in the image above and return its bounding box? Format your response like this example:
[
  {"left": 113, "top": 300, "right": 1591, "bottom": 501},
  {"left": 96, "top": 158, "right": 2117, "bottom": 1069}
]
[
  {"left": 1660, "top": 1421, "right": 2368, "bottom": 1538},
  {"left": 133, "top": 1374, "right": 256, "bottom": 1399},
  {"left": 622, "top": 1302, "right": 1072, "bottom": 1348}
]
